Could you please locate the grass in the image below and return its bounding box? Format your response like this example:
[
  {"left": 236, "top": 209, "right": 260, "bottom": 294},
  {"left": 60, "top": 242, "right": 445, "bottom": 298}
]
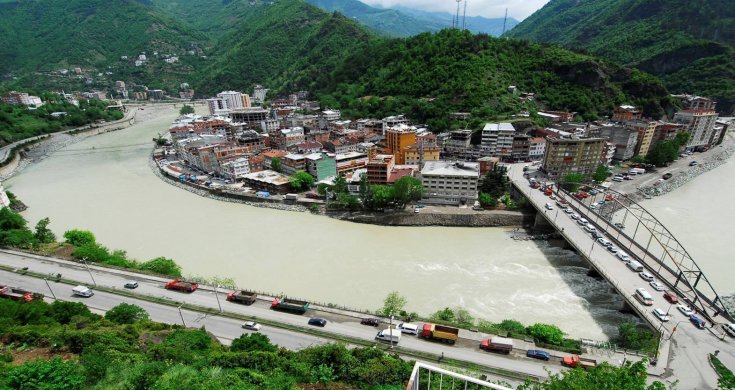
[{"left": 710, "top": 354, "right": 735, "bottom": 389}]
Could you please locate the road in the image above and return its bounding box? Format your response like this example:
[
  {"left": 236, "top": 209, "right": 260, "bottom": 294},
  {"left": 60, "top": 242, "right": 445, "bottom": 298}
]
[
  {"left": 508, "top": 164, "right": 735, "bottom": 389},
  {"left": 0, "top": 249, "right": 565, "bottom": 382}
]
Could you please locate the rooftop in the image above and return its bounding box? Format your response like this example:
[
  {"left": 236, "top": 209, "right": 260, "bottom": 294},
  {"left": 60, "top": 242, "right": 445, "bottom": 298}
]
[
  {"left": 421, "top": 161, "right": 479, "bottom": 177},
  {"left": 482, "top": 122, "right": 515, "bottom": 132}
]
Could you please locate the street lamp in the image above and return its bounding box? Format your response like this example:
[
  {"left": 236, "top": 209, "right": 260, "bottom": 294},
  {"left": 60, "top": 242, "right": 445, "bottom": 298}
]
[
  {"left": 214, "top": 285, "right": 223, "bottom": 313},
  {"left": 43, "top": 278, "right": 56, "bottom": 300},
  {"left": 178, "top": 305, "right": 187, "bottom": 327},
  {"left": 82, "top": 257, "right": 97, "bottom": 287}
]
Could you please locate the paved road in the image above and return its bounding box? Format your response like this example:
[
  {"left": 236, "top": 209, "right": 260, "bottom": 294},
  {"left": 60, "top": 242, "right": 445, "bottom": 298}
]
[
  {"left": 508, "top": 164, "right": 735, "bottom": 389},
  {"left": 0, "top": 249, "right": 564, "bottom": 381}
]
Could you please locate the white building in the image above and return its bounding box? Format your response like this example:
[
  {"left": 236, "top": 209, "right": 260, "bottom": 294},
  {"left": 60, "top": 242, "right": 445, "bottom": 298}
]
[
  {"left": 220, "top": 157, "right": 250, "bottom": 180},
  {"left": 419, "top": 161, "right": 480, "bottom": 206},
  {"left": 382, "top": 115, "right": 409, "bottom": 135},
  {"left": 481, "top": 122, "right": 515, "bottom": 159},
  {"left": 673, "top": 109, "right": 719, "bottom": 150},
  {"left": 529, "top": 137, "right": 546, "bottom": 160},
  {"left": 0, "top": 181, "right": 11, "bottom": 209},
  {"left": 217, "top": 91, "right": 245, "bottom": 111},
  {"left": 252, "top": 85, "right": 268, "bottom": 104},
  {"left": 318, "top": 109, "right": 341, "bottom": 130},
  {"left": 207, "top": 97, "right": 229, "bottom": 116}
]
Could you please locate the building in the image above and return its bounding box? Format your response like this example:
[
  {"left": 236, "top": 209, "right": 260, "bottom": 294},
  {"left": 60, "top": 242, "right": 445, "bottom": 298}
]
[
  {"left": 542, "top": 137, "right": 606, "bottom": 178},
  {"left": 335, "top": 152, "right": 369, "bottom": 175},
  {"left": 477, "top": 156, "right": 499, "bottom": 177},
  {"left": 305, "top": 153, "right": 337, "bottom": 180},
  {"left": 385, "top": 124, "right": 419, "bottom": 164},
  {"left": 420, "top": 161, "right": 480, "bottom": 205},
  {"left": 612, "top": 105, "right": 642, "bottom": 122},
  {"left": 217, "top": 91, "right": 245, "bottom": 111},
  {"left": 367, "top": 154, "right": 395, "bottom": 185},
  {"left": 673, "top": 94, "right": 717, "bottom": 111},
  {"left": 589, "top": 125, "right": 639, "bottom": 161},
  {"left": 538, "top": 111, "right": 575, "bottom": 123},
  {"left": 444, "top": 129, "right": 473, "bottom": 155},
  {"left": 382, "top": 115, "right": 409, "bottom": 135},
  {"left": 230, "top": 108, "right": 269, "bottom": 129},
  {"left": 318, "top": 110, "right": 341, "bottom": 130},
  {"left": 207, "top": 98, "right": 229, "bottom": 116},
  {"left": 219, "top": 156, "right": 251, "bottom": 180},
  {"left": 481, "top": 123, "right": 515, "bottom": 159},
  {"left": 511, "top": 134, "right": 530, "bottom": 162},
  {"left": 252, "top": 85, "right": 268, "bottom": 104},
  {"left": 260, "top": 150, "right": 289, "bottom": 170},
  {"left": 241, "top": 170, "right": 290, "bottom": 194},
  {"left": 0, "top": 181, "right": 10, "bottom": 209},
  {"left": 1, "top": 91, "right": 42, "bottom": 106},
  {"left": 281, "top": 153, "right": 306, "bottom": 175},
  {"left": 148, "top": 89, "right": 164, "bottom": 100},
  {"left": 673, "top": 108, "right": 719, "bottom": 150},
  {"left": 529, "top": 137, "right": 546, "bottom": 161}
]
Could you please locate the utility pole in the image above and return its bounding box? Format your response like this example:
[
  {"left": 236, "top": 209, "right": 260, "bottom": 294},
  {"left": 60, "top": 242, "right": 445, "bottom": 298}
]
[
  {"left": 82, "top": 257, "right": 97, "bottom": 287},
  {"left": 215, "top": 285, "right": 223, "bottom": 313},
  {"left": 43, "top": 278, "right": 56, "bottom": 300},
  {"left": 462, "top": 0, "right": 468, "bottom": 30},
  {"left": 178, "top": 305, "right": 187, "bottom": 327},
  {"left": 502, "top": 8, "right": 508, "bottom": 36}
]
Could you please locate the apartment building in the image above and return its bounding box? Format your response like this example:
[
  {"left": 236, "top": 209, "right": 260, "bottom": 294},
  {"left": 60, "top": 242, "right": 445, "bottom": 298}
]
[
  {"left": 481, "top": 123, "right": 515, "bottom": 159},
  {"left": 420, "top": 161, "right": 480, "bottom": 205},
  {"left": 673, "top": 108, "right": 719, "bottom": 150},
  {"left": 529, "top": 137, "right": 546, "bottom": 161},
  {"left": 541, "top": 137, "right": 606, "bottom": 178}
]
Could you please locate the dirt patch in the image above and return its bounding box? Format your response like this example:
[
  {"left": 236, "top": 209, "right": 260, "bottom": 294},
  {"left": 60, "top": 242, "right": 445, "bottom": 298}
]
[
  {"left": 32, "top": 243, "right": 75, "bottom": 259},
  {"left": 10, "top": 347, "right": 76, "bottom": 365}
]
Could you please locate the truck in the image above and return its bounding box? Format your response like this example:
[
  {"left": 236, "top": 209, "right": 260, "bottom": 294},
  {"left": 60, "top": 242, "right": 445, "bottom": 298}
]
[
  {"left": 420, "top": 323, "right": 460, "bottom": 344},
  {"left": 270, "top": 297, "right": 310, "bottom": 314},
  {"left": 629, "top": 167, "right": 646, "bottom": 175},
  {"left": 0, "top": 286, "right": 42, "bottom": 302},
  {"left": 164, "top": 279, "right": 199, "bottom": 293},
  {"left": 479, "top": 337, "right": 514, "bottom": 354},
  {"left": 561, "top": 355, "right": 597, "bottom": 369},
  {"left": 226, "top": 290, "right": 258, "bottom": 305},
  {"left": 285, "top": 193, "right": 298, "bottom": 200}
]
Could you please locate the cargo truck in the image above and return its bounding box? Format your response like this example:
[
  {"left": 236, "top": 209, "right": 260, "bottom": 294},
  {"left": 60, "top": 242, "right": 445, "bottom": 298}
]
[
  {"left": 420, "top": 323, "right": 460, "bottom": 344},
  {"left": 270, "top": 297, "right": 310, "bottom": 314},
  {"left": 226, "top": 290, "right": 258, "bottom": 305},
  {"left": 0, "top": 286, "right": 42, "bottom": 302},
  {"left": 479, "top": 337, "right": 514, "bottom": 354},
  {"left": 164, "top": 279, "right": 199, "bottom": 293},
  {"left": 561, "top": 355, "right": 597, "bottom": 369}
]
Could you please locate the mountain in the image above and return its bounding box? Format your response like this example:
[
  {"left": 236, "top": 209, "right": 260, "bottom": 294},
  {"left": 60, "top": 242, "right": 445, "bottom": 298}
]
[
  {"left": 393, "top": 6, "right": 518, "bottom": 37},
  {"left": 143, "top": 0, "right": 266, "bottom": 39},
  {"left": 0, "top": 0, "right": 209, "bottom": 91},
  {"left": 507, "top": 0, "right": 735, "bottom": 113}
]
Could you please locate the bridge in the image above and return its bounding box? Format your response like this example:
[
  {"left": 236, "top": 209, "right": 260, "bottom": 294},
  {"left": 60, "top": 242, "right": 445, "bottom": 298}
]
[{"left": 507, "top": 163, "right": 734, "bottom": 385}]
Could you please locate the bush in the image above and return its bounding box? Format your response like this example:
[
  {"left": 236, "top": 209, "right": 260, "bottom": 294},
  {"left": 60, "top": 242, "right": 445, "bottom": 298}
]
[
  {"left": 138, "top": 257, "right": 182, "bottom": 277},
  {"left": 230, "top": 333, "right": 277, "bottom": 353},
  {"left": 105, "top": 303, "right": 149, "bottom": 324},
  {"left": 526, "top": 323, "right": 565, "bottom": 345},
  {"left": 5, "top": 357, "right": 86, "bottom": 389},
  {"left": 49, "top": 301, "right": 93, "bottom": 325},
  {"left": 63, "top": 229, "right": 96, "bottom": 247}
]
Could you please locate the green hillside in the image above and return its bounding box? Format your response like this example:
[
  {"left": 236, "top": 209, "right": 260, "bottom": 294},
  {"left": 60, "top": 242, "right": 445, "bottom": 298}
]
[
  {"left": 144, "top": 0, "right": 267, "bottom": 39},
  {"left": 0, "top": 0, "right": 209, "bottom": 91},
  {"left": 507, "top": 0, "right": 735, "bottom": 113}
]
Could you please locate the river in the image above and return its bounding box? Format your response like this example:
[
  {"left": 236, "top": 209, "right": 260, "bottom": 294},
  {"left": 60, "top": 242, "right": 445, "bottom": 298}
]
[{"left": 6, "top": 105, "right": 649, "bottom": 340}]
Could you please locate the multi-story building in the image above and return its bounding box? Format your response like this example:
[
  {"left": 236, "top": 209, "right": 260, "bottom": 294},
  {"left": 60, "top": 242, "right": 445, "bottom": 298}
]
[
  {"left": 367, "top": 154, "right": 395, "bottom": 185},
  {"left": 511, "top": 134, "right": 530, "bottom": 162},
  {"left": 651, "top": 122, "right": 686, "bottom": 146},
  {"left": 219, "top": 156, "right": 251, "bottom": 180},
  {"left": 481, "top": 122, "right": 515, "bottom": 159},
  {"left": 335, "top": 152, "right": 369, "bottom": 175},
  {"left": 589, "top": 125, "right": 639, "bottom": 161},
  {"left": 627, "top": 120, "right": 657, "bottom": 158},
  {"left": 541, "top": 137, "right": 606, "bottom": 178},
  {"left": 444, "top": 129, "right": 473, "bottom": 155},
  {"left": 281, "top": 153, "right": 307, "bottom": 175},
  {"left": 420, "top": 161, "right": 480, "bottom": 205},
  {"left": 673, "top": 108, "right": 719, "bottom": 150},
  {"left": 612, "top": 105, "right": 642, "bottom": 122},
  {"left": 318, "top": 110, "right": 341, "bottom": 130},
  {"left": 382, "top": 115, "right": 409, "bottom": 135},
  {"left": 1, "top": 91, "right": 42, "bottom": 106},
  {"left": 673, "top": 94, "right": 717, "bottom": 111},
  {"left": 148, "top": 90, "right": 164, "bottom": 100},
  {"left": 207, "top": 97, "right": 229, "bottom": 116},
  {"left": 404, "top": 145, "right": 440, "bottom": 165},
  {"left": 217, "top": 91, "right": 245, "bottom": 111},
  {"left": 242, "top": 170, "right": 290, "bottom": 194},
  {"left": 477, "top": 156, "right": 499, "bottom": 177},
  {"left": 305, "top": 153, "right": 337, "bottom": 180},
  {"left": 385, "top": 124, "right": 417, "bottom": 164},
  {"left": 230, "top": 108, "right": 269, "bottom": 129},
  {"left": 529, "top": 137, "right": 546, "bottom": 161},
  {"left": 0, "top": 181, "right": 10, "bottom": 209},
  {"left": 252, "top": 85, "right": 268, "bottom": 104},
  {"left": 260, "top": 150, "right": 289, "bottom": 170}
]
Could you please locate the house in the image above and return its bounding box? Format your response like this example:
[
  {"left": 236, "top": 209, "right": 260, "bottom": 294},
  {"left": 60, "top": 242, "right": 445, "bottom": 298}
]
[{"left": 241, "top": 170, "right": 290, "bottom": 194}]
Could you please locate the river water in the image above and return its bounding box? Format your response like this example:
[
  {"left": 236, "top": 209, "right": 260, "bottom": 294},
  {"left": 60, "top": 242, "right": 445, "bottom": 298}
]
[{"left": 5, "top": 105, "right": 666, "bottom": 340}]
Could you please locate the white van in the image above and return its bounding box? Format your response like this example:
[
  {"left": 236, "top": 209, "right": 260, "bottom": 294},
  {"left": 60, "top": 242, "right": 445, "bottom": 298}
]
[
  {"left": 375, "top": 329, "right": 402, "bottom": 344},
  {"left": 635, "top": 288, "right": 653, "bottom": 306},
  {"left": 724, "top": 323, "right": 735, "bottom": 337},
  {"left": 584, "top": 224, "right": 597, "bottom": 233},
  {"left": 397, "top": 323, "right": 419, "bottom": 335},
  {"left": 72, "top": 285, "right": 94, "bottom": 297},
  {"left": 627, "top": 260, "right": 644, "bottom": 272}
]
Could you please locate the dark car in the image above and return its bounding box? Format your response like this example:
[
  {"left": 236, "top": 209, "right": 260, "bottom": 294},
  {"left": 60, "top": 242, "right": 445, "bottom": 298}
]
[
  {"left": 526, "top": 349, "right": 551, "bottom": 361},
  {"left": 663, "top": 173, "right": 673, "bottom": 180},
  {"left": 689, "top": 315, "right": 706, "bottom": 329},
  {"left": 124, "top": 281, "right": 139, "bottom": 289},
  {"left": 360, "top": 318, "right": 380, "bottom": 327},
  {"left": 308, "top": 318, "right": 327, "bottom": 327},
  {"left": 663, "top": 291, "right": 678, "bottom": 304}
]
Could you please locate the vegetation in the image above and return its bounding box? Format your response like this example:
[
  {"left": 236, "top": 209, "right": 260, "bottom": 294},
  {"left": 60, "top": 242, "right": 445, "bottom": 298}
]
[
  {"left": 104, "top": 303, "right": 150, "bottom": 324},
  {"left": 0, "top": 97, "right": 122, "bottom": 147},
  {"left": 270, "top": 157, "right": 282, "bottom": 173},
  {"left": 616, "top": 322, "right": 660, "bottom": 356},
  {"left": 593, "top": 164, "right": 610, "bottom": 182},
  {"left": 480, "top": 165, "right": 510, "bottom": 202},
  {"left": 179, "top": 105, "right": 195, "bottom": 115},
  {"left": 518, "top": 359, "right": 666, "bottom": 390},
  {"left": 559, "top": 173, "right": 586, "bottom": 192},
  {"left": 289, "top": 171, "right": 316, "bottom": 191},
  {"left": 380, "top": 291, "right": 407, "bottom": 319},
  {"left": 710, "top": 354, "right": 735, "bottom": 390},
  {"left": 646, "top": 132, "right": 690, "bottom": 167},
  {"left": 507, "top": 0, "right": 735, "bottom": 111}
]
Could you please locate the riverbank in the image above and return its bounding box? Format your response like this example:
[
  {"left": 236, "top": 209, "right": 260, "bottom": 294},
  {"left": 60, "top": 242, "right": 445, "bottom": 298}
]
[{"left": 328, "top": 209, "right": 529, "bottom": 227}]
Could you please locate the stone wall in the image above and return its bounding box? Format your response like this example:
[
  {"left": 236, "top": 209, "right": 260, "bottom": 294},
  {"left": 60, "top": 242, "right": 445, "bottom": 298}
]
[{"left": 329, "top": 210, "right": 530, "bottom": 227}]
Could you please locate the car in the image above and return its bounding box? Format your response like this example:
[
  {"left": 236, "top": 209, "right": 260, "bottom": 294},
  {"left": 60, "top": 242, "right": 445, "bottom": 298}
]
[
  {"left": 649, "top": 282, "right": 665, "bottom": 291},
  {"left": 596, "top": 237, "right": 612, "bottom": 247},
  {"left": 591, "top": 231, "right": 604, "bottom": 239},
  {"left": 360, "top": 318, "right": 380, "bottom": 327},
  {"left": 663, "top": 173, "right": 673, "bottom": 180},
  {"left": 617, "top": 252, "right": 631, "bottom": 262},
  {"left": 607, "top": 245, "right": 618, "bottom": 253},
  {"left": 614, "top": 222, "right": 625, "bottom": 229},
  {"left": 564, "top": 208, "right": 573, "bottom": 214},
  {"left": 639, "top": 271, "right": 654, "bottom": 282},
  {"left": 397, "top": 323, "right": 419, "bottom": 335},
  {"left": 624, "top": 176, "right": 633, "bottom": 180},
  {"left": 549, "top": 195, "right": 557, "bottom": 200},
  {"left": 663, "top": 291, "right": 679, "bottom": 304},
  {"left": 677, "top": 305, "right": 695, "bottom": 316},
  {"left": 689, "top": 315, "right": 706, "bottom": 329},
  {"left": 589, "top": 189, "right": 599, "bottom": 195},
  {"left": 414, "top": 208, "right": 420, "bottom": 213},
  {"left": 241, "top": 321, "right": 262, "bottom": 331},
  {"left": 689, "top": 161, "right": 698, "bottom": 167},
  {"left": 124, "top": 281, "right": 139, "bottom": 289},
  {"left": 570, "top": 214, "right": 579, "bottom": 220},
  {"left": 577, "top": 218, "right": 588, "bottom": 226},
  {"left": 589, "top": 204, "right": 598, "bottom": 209},
  {"left": 612, "top": 176, "right": 624, "bottom": 182},
  {"left": 653, "top": 308, "right": 670, "bottom": 322},
  {"left": 545, "top": 203, "right": 553, "bottom": 210},
  {"left": 526, "top": 349, "right": 551, "bottom": 361},
  {"left": 597, "top": 200, "right": 605, "bottom": 205},
  {"left": 308, "top": 318, "right": 327, "bottom": 327}
]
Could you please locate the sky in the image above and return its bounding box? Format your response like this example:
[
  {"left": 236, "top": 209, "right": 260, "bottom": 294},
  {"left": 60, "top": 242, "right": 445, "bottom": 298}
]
[{"left": 359, "top": 0, "right": 550, "bottom": 21}]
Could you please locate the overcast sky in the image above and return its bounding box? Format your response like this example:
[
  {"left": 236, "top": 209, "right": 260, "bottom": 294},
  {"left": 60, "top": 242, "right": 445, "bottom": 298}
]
[{"left": 359, "top": 0, "right": 550, "bottom": 21}]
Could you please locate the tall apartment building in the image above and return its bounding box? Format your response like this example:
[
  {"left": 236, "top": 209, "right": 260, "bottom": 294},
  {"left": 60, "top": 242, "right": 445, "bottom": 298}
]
[
  {"left": 420, "top": 161, "right": 480, "bottom": 205},
  {"left": 252, "top": 85, "right": 268, "bottom": 104},
  {"left": 627, "top": 120, "right": 657, "bottom": 157},
  {"left": 673, "top": 94, "right": 716, "bottom": 110},
  {"left": 541, "top": 137, "right": 606, "bottom": 178},
  {"left": 217, "top": 91, "right": 245, "bottom": 111},
  {"left": 382, "top": 115, "right": 409, "bottom": 135},
  {"left": 318, "top": 110, "right": 341, "bottom": 130},
  {"left": 385, "top": 124, "right": 417, "bottom": 165},
  {"left": 367, "top": 154, "right": 395, "bottom": 185},
  {"left": 529, "top": 138, "right": 546, "bottom": 161},
  {"left": 589, "top": 125, "right": 639, "bottom": 161},
  {"left": 207, "top": 97, "right": 229, "bottom": 116},
  {"left": 230, "top": 108, "right": 269, "bottom": 129},
  {"left": 673, "top": 108, "right": 719, "bottom": 150},
  {"left": 481, "top": 123, "right": 515, "bottom": 159}
]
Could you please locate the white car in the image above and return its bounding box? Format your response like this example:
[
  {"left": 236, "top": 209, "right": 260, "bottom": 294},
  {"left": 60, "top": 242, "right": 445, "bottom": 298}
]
[
  {"left": 649, "top": 282, "right": 665, "bottom": 291},
  {"left": 616, "top": 252, "right": 631, "bottom": 262},
  {"left": 596, "top": 237, "right": 612, "bottom": 247},
  {"left": 564, "top": 208, "right": 573, "bottom": 214},
  {"left": 241, "top": 321, "right": 262, "bottom": 331},
  {"left": 589, "top": 204, "right": 598, "bottom": 209},
  {"left": 653, "top": 308, "right": 670, "bottom": 322},
  {"left": 577, "top": 218, "right": 589, "bottom": 225},
  {"left": 607, "top": 245, "right": 618, "bottom": 253},
  {"left": 639, "top": 272, "right": 654, "bottom": 282},
  {"left": 570, "top": 214, "right": 579, "bottom": 220},
  {"left": 677, "top": 305, "right": 695, "bottom": 316},
  {"left": 545, "top": 203, "right": 553, "bottom": 210}
]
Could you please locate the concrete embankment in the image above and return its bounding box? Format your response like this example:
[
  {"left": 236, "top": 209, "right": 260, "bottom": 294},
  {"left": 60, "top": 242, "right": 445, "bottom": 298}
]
[{"left": 329, "top": 209, "right": 531, "bottom": 227}]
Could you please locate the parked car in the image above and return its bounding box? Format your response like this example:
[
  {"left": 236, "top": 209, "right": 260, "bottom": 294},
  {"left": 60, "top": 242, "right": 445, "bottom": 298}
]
[
  {"left": 607, "top": 245, "right": 618, "bottom": 253},
  {"left": 360, "top": 318, "right": 380, "bottom": 327},
  {"left": 689, "top": 315, "right": 706, "bottom": 329},
  {"left": 589, "top": 204, "right": 598, "bottom": 209},
  {"left": 677, "top": 305, "right": 695, "bottom": 316},
  {"left": 652, "top": 308, "right": 670, "bottom": 322},
  {"left": 526, "top": 349, "right": 551, "bottom": 361},
  {"left": 639, "top": 272, "right": 655, "bottom": 282},
  {"left": 124, "top": 281, "right": 139, "bottom": 289},
  {"left": 570, "top": 214, "right": 579, "bottom": 220},
  {"left": 577, "top": 218, "right": 589, "bottom": 226},
  {"left": 397, "top": 323, "right": 419, "bottom": 335},
  {"left": 241, "top": 321, "right": 261, "bottom": 331},
  {"left": 308, "top": 318, "right": 327, "bottom": 327},
  {"left": 564, "top": 208, "right": 573, "bottom": 214},
  {"left": 596, "top": 237, "right": 612, "bottom": 247},
  {"left": 663, "top": 291, "right": 679, "bottom": 304},
  {"left": 663, "top": 173, "right": 673, "bottom": 180},
  {"left": 614, "top": 222, "right": 625, "bottom": 229},
  {"left": 649, "top": 282, "right": 665, "bottom": 291},
  {"left": 689, "top": 161, "right": 698, "bottom": 167},
  {"left": 617, "top": 252, "right": 631, "bottom": 263},
  {"left": 545, "top": 203, "right": 553, "bottom": 210}
]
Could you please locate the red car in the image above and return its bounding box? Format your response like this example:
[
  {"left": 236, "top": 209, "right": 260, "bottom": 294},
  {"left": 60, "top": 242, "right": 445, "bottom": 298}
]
[{"left": 663, "top": 291, "right": 679, "bottom": 304}]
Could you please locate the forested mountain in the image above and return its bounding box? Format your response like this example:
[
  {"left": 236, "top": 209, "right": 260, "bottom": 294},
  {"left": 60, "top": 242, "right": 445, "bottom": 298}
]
[
  {"left": 507, "top": 0, "right": 735, "bottom": 114},
  {"left": 143, "top": 0, "right": 267, "bottom": 39},
  {"left": 393, "top": 5, "right": 518, "bottom": 37},
  {"left": 0, "top": 0, "right": 208, "bottom": 76}
]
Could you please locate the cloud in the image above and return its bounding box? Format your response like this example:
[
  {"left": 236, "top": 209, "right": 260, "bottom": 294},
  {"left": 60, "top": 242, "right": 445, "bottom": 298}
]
[{"left": 359, "top": 0, "right": 550, "bottom": 21}]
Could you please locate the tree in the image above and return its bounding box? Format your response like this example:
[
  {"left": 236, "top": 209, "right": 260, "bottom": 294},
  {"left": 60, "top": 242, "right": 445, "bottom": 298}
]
[
  {"left": 139, "top": 257, "right": 182, "bottom": 277},
  {"left": 34, "top": 217, "right": 56, "bottom": 244},
  {"left": 480, "top": 165, "right": 509, "bottom": 199},
  {"left": 380, "top": 291, "right": 407, "bottom": 318},
  {"left": 517, "top": 360, "right": 665, "bottom": 390},
  {"left": 72, "top": 242, "right": 110, "bottom": 263},
  {"left": 478, "top": 192, "right": 497, "bottom": 208},
  {"left": 592, "top": 164, "right": 609, "bottom": 182},
  {"left": 271, "top": 157, "right": 282, "bottom": 173},
  {"left": 332, "top": 175, "right": 348, "bottom": 194},
  {"left": 559, "top": 173, "right": 585, "bottom": 192},
  {"left": 289, "top": 171, "right": 315, "bottom": 191},
  {"left": 370, "top": 185, "right": 394, "bottom": 210},
  {"left": 63, "top": 229, "right": 96, "bottom": 247},
  {"left": 49, "top": 301, "right": 94, "bottom": 324},
  {"left": 6, "top": 357, "right": 86, "bottom": 390},
  {"left": 105, "top": 303, "right": 149, "bottom": 324},
  {"left": 526, "top": 323, "right": 565, "bottom": 345},
  {"left": 0, "top": 207, "right": 27, "bottom": 230},
  {"left": 230, "top": 333, "right": 277, "bottom": 353},
  {"left": 179, "top": 105, "right": 195, "bottom": 115},
  {"left": 392, "top": 176, "right": 423, "bottom": 209},
  {"left": 337, "top": 193, "right": 361, "bottom": 210}
]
